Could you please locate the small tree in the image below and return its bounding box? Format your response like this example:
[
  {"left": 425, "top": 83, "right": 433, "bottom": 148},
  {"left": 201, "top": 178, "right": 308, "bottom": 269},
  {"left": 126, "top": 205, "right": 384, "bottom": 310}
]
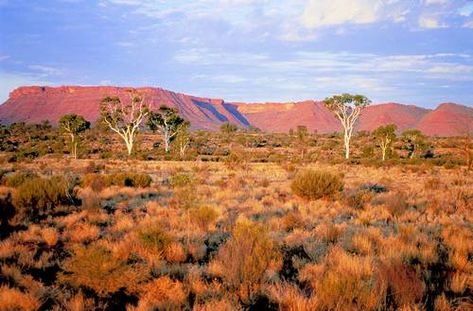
[
  {"left": 175, "top": 122, "right": 191, "bottom": 159},
  {"left": 459, "top": 132, "right": 473, "bottom": 171},
  {"left": 220, "top": 122, "right": 238, "bottom": 135},
  {"left": 401, "top": 129, "right": 425, "bottom": 159},
  {"left": 100, "top": 93, "right": 149, "bottom": 156},
  {"left": 373, "top": 124, "right": 397, "bottom": 161},
  {"left": 147, "top": 106, "right": 186, "bottom": 153},
  {"left": 323, "top": 94, "right": 371, "bottom": 159},
  {"left": 58, "top": 114, "right": 90, "bottom": 159},
  {"left": 296, "top": 125, "right": 308, "bottom": 158}
]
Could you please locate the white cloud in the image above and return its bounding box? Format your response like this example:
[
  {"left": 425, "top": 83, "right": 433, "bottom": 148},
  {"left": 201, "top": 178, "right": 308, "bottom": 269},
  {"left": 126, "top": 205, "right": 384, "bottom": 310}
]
[
  {"left": 28, "top": 65, "right": 63, "bottom": 77},
  {"left": 424, "top": 0, "right": 448, "bottom": 6},
  {"left": 301, "top": 0, "right": 381, "bottom": 28},
  {"left": 418, "top": 15, "right": 447, "bottom": 28},
  {"left": 464, "top": 20, "right": 473, "bottom": 28},
  {"left": 0, "top": 72, "right": 51, "bottom": 103}
]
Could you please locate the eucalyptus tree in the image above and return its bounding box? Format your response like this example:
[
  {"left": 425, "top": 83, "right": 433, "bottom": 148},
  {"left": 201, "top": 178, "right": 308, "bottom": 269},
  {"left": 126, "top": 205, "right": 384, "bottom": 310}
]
[
  {"left": 147, "top": 105, "right": 187, "bottom": 153},
  {"left": 100, "top": 93, "right": 149, "bottom": 156},
  {"left": 58, "top": 114, "right": 90, "bottom": 159},
  {"left": 373, "top": 124, "right": 397, "bottom": 161},
  {"left": 323, "top": 94, "right": 371, "bottom": 159}
]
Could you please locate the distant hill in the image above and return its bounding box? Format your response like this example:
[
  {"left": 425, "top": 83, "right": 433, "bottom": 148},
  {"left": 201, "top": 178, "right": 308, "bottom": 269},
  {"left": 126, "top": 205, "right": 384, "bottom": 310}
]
[{"left": 0, "top": 85, "right": 472, "bottom": 136}]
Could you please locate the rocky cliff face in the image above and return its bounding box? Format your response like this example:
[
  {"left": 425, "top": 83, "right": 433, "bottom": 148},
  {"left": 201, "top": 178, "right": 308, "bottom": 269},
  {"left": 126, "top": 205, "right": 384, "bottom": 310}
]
[{"left": 1, "top": 85, "right": 472, "bottom": 136}]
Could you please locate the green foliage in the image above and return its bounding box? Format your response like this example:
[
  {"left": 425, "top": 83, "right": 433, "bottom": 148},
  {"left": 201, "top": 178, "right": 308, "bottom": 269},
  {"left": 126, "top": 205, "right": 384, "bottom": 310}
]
[
  {"left": 2, "top": 172, "right": 37, "bottom": 188},
  {"left": 137, "top": 227, "right": 174, "bottom": 253},
  {"left": 323, "top": 93, "right": 371, "bottom": 111},
  {"left": 402, "top": 129, "right": 426, "bottom": 159},
  {"left": 220, "top": 122, "right": 238, "bottom": 134},
  {"left": 291, "top": 169, "right": 344, "bottom": 200},
  {"left": 12, "top": 176, "right": 78, "bottom": 221},
  {"left": 169, "top": 173, "right": 194, "bottom": 188},
  {"left": 58, "top": 114, "right": 90, "bottom": 136}
]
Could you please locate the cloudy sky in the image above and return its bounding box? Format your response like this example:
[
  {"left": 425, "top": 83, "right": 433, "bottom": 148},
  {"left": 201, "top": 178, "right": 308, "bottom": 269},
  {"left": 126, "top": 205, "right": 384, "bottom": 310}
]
[{"left": 1, "top": 0, "right": 473, "bottom": 107}]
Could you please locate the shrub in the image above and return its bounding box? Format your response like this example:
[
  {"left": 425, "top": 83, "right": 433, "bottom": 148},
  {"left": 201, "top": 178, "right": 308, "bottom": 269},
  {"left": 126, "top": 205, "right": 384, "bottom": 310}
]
[
  {"left": 137, "top": 227, "right": 174, "bottom": 254},
  {"left": 81, "top": 173, "right": 152, "bottom": 189},
  {"left": 169, "top": 173, "right": 194, "bottom": 188},
  {"left": 59, "top": 244, "right": 145, "bottom": 297},
  {"left": 210, "top": 220, "right": 281, "bottom": 303},
  {"left": 190, "top": 205, "right": 219, "bottom": 230},
  {"left": 12, "top": 176, "right": 78, "bottom": 221},
  {"left": 291, "top": 169, "right": 343, "bottom": 200},
  {"left": 299, "top": 247, "right": 386, "bottom": 311},
  {"left": 0, "top": 285, "right": 41, "bottom": 311},
  {"left": 2, "top": 172, "right": 37, "bottom": 188},
  {"left": 134, "top": 276, "right": 187, "bottom": 310}
]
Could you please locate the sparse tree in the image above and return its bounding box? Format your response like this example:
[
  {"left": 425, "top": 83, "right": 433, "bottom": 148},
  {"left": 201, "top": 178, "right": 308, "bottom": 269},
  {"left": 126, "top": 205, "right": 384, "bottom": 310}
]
[
  {"left": 401, "top": 129, "right": 425, "bottom": 159},
  {"left": 58, "top": 114, "right": 90, "bottom": 159},
  {"left": 100, "top": 93, "right": 149, "bottom": 156},
  {"left": 175, "top": 122, "right": 191, "bottom": 159},
  {"left": 220, "top": 122, "right": 238, "bottom": 135},
  {"left": 373, "top": 124, "right": 397, "bottom": 161},
  {"left": 296, "top": 125, "right": 308, "bottom": 158},
  {"left": 323, "top": 94, "right": 371, "bottom": 159},
  {"left": 147, "top": 106, "right": 186, "bottom": 153},
  {"left": 459, "top": 132, "right": 473, "bottom": 171}
]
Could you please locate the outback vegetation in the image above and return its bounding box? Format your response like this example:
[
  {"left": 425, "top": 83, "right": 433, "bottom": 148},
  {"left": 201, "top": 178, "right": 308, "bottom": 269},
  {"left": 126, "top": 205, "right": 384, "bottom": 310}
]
[{"left": 0, "top": 94, "right": 472, "bottom": 310}]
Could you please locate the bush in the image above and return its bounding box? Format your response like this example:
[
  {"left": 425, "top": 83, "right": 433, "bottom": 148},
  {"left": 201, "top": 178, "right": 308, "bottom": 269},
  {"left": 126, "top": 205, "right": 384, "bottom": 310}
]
[
  {"left": 12, "top": 176, "right": 78, "bottom": 221},
  {"left": 210, "top": 220, "right": 281, "bottom": 303},
  {"left": 81, "top": 173, "right": 152, "bottom": 189},
  {"left": 168, "top": 173, "right": 194, "bottom": 188},
  {"left": 189, "top": 205, "right": 219, "bottom": 230},
  {"left": 59, "top": 244, "right": 145, "bottom": 296},
  {"left": 291, "top": 169, "right": 343, "bottom": 200},
  {"left": 2, "top": 172, "right": 37, "bottom": 188},
  {"left": 137, "top": 227, "right": 174, "bottom": 254}
]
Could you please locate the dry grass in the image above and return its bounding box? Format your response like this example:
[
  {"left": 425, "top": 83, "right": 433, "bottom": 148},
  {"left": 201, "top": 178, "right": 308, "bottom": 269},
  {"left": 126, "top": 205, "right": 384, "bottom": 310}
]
[{"left": 1, "top": 149, "right": 472, "bottom": 309}]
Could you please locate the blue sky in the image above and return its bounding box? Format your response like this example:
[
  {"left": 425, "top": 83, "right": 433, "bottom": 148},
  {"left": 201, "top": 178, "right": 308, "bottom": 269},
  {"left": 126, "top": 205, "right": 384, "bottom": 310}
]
[{"left": 1, "top": 0, "right": 473, "bottom": 107}]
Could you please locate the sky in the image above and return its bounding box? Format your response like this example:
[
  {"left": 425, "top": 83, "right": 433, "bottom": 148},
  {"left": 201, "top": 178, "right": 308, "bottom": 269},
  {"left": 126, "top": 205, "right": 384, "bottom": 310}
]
[{"left": 0, "top": 0, "right": 473, "bottom": 108}]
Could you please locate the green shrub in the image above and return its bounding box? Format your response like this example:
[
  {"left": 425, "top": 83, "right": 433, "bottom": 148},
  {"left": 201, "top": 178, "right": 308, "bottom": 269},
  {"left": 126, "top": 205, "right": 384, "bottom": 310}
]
[
  {"left": 12, "top": 176, "right": 78, "bottom": 221},
  {"left": 169, "top": 173, "right": 194, "bottom": 188},
  {"left": 137, "top": 227, "right": 174, "bottom": 253},
  {"left": 291, "top": 169, "right": 344, "bottom": 200},
  {"left": 2, "top": 172, "right": 37, "bottom": 188}
]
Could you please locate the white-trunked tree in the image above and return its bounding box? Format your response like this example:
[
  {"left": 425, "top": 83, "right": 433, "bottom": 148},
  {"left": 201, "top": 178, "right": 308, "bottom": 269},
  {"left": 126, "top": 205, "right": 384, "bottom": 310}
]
[
  {"left": 146, "top": 106, "right": 187, "bottom": 153},
  {"left": 323, "top": 94, "right": 371, "bottom": 160},
  {"left": 100, "top": 93, "right": 149, "bottom": 156}
]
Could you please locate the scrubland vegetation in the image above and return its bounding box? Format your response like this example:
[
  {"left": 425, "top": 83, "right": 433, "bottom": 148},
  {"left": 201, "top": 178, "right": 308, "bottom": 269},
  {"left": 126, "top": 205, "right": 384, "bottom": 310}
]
[{"left": 0, "top": 118, "right": 472, "bottom": 310}]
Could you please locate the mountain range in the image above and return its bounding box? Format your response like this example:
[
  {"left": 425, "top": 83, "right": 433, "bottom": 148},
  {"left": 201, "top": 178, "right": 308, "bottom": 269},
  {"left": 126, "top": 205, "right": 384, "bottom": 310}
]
[{"left": 0, "top": 86, "right": 472, "bottom": 136}]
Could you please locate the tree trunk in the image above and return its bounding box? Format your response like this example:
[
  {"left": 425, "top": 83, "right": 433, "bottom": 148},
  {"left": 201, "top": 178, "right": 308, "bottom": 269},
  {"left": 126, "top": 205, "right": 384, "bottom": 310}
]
[
  {"left": 70, "top": 133, "right": 77, "bottom": 159},
  {"left": 344, "top": 132, "right": 350, "bottom": 160}
]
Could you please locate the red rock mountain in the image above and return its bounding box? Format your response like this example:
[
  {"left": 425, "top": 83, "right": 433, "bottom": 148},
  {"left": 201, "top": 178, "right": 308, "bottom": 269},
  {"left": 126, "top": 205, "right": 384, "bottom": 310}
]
[{"left": 0, "top": 86, "right": 472, "bottom": 136}]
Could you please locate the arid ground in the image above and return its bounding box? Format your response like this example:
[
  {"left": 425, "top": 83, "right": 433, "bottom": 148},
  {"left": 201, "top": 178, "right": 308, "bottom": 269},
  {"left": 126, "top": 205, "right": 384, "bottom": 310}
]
[{"left": 0, "top": 127, "right": 472, "bottom": 310}]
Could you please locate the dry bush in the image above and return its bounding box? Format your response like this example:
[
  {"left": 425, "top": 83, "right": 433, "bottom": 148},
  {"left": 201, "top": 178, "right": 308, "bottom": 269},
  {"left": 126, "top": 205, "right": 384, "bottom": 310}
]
[
  {"left": 131, "top": 276, "right": 187, "bottom": 311},
  {"left": 210, "top": 220, "right": 281, "bottom": 304},
  {"left": 383, "top": 191, "right": 410, "bottom": 217},
  {"left": 59, "top": 244, "right": 146, "bottom": 296},
  {"left": 0, "top": 285, "right": 40, "bottom": 311},
  {"left": 62, "top": 291, "right": 95, "bottom": 311},
  {"left": 193, "top": 298, "right": 241, "bottom": 311},
  {"left": 378, "top": 260, "right": 425, "bottom": 308},
  {"left": 267, "top": 283, "right": 318, "bottom": 311},
  {"left": 299, "top": 247, "right": 386, "bottom": 311},
  {"left": 189, "top": 205, "right": 219, "bottom": 231},
  {"left": 291, "top": 169, "right": 343, "bottom": 201},
  {"left": 41, "top": 227, "right": 59, "bottom": 247}
]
